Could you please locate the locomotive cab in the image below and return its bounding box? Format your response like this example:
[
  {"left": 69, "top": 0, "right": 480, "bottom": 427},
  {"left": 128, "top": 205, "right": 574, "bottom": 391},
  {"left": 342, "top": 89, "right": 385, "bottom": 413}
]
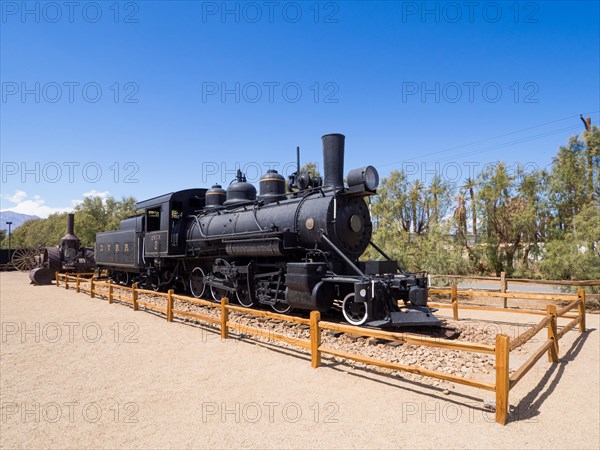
[{"left": 136, "top": 188, "right": 207, "bottom": 257}]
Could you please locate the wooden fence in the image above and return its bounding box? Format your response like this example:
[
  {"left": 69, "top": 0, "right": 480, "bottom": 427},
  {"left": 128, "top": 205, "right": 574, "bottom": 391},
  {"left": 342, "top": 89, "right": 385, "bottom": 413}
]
[
  {"left": 428, "top": 284, "right": 586, "bottom": 424},
  {"left": 429, "top": 272, "right": 599, "bottom": 306},
  {"left": 55, "top": 272, "right": 586, "bottom": 425},
  {"left": 429, "top": 272, "right": 600, "bottom": 287}
]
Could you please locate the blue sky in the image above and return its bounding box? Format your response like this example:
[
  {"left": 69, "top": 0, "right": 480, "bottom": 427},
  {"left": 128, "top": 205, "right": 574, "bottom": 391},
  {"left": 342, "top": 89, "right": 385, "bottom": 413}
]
[{"left": 1, "top": 0, "right": 599, "bottom": 217}]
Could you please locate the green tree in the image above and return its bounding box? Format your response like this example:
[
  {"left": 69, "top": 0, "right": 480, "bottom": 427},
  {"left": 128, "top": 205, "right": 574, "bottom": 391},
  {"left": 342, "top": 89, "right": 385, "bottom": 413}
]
[
  {"left": 298, "top": 161, "right": 320, "bottom": 178},
  {"left": 10, "top": 196, "right": 137, "bottom": 248},
  {"left": 371, "top": 170, "right": 411, "bottom": 232},
  {"left": 427, "top": 174, "right": 453, "bottom": 230},
  {"left": 582, "top": 125, "right": 600, "bottom": 201},
  {"left": 476, "top": 163, "right": 541, "bottom": 275},
  {"left": 540, "top": 203, "right": 600, "bottom": 280},
  {"left": 74, "top": 196, "right": 137, "bottom": 245},
  {"left": 548, "top": 136, "right": 589, "bottom": 233}
]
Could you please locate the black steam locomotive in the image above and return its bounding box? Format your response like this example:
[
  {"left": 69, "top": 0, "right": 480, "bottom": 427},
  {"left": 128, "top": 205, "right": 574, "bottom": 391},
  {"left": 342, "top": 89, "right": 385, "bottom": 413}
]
[{"left": 95, "top": 134, "right": 439, "bottom": 327}]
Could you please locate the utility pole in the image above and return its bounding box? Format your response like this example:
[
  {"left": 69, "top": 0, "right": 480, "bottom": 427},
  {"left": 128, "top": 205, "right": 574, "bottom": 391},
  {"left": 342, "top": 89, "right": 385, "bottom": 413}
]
[
  {"left": 580, "top": 114, "right": 594, "bottom": 201},
  {"left": 580, "top": 114, "right": 591, "bottom": 132},
  {"left": 5, "top": 221, "right": 12, "bottom": 264}
]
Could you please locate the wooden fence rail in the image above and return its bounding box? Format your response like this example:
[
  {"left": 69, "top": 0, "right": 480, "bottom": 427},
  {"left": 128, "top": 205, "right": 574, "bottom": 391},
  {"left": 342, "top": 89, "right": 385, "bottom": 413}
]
[
  {"left": 54, "top": 272, "right": 587, "bottom": 425},
  {"left": 427, "top": 285, "right": 584, "bottom": 322},
  {"left": 429, "top": 272, "right": 600, "bottom": 287}
]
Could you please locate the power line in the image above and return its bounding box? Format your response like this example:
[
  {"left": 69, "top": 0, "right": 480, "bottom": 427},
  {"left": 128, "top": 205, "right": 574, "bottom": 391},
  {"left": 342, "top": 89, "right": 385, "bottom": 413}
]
[
  {"left": 430, "top": 124, "right": 583, "bottom": 164},
  {"left": 379, "top": 110, "right": 599, "bottom": 168}
]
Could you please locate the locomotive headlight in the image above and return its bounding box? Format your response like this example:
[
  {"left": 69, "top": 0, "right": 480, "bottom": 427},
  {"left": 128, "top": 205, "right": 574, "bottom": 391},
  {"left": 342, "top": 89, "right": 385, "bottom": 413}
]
[{"left": 347, "top": 166, "right": 379, "bottom": 192}]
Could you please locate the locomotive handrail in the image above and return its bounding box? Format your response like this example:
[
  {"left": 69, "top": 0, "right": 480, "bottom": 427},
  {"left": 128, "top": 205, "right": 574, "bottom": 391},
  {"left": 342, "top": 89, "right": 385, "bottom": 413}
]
[
  {"left": 186, "top": 231, "right": 282, "bottom": 243},
  {"left": 188, "top": 212, "right": 283, "bottom": 242}
]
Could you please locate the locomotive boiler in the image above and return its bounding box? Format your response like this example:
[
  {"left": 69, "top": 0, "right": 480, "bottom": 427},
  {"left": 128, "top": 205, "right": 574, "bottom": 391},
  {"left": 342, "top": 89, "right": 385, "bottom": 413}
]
[
  {"left": 29, "top": 213, "right": 96, "bottom": 284},
  {"left": 95, "top": 134, "right": 439, "bottom": 327}
]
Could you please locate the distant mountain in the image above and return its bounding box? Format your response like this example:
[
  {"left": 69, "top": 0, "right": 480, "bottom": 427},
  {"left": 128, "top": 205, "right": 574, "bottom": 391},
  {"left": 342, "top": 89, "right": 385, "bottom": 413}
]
[{"left": 0, "top": 211, "right": 40, "bottom": 230}]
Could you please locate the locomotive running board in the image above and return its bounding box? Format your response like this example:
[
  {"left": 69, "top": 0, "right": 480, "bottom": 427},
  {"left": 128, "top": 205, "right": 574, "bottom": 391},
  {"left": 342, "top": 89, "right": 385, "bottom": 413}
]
[{"left": 366, "top": 306, "right": 442, "bottom": 328}]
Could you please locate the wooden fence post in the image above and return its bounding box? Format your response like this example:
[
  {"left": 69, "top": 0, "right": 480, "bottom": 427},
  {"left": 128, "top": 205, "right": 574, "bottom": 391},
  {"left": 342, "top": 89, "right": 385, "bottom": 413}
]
[
  {"left": 55, "top": 272, "right": 60, "bottom": 287},
  {"left": 547, "top": 304, "right": 558, "bottom": 363},
  {"left": 578, "top": 289, "right": 586, "bottom": 332},
  {"left": 76, "top": 274, "right": 81, "bottom": 293},
  {"left": 501, "top": 271, "right": 507, "bottom": 308},
  {"left": 167, "top": 289, "right": 174, "bottom": 322},
  {"left": 108, "top": 280, "right": 113, "bottom": 304},
  {"left": 132, "top": 283, "right": 138, "bottom": 311},
  {"left": 495, "top": 334, "right": 510, "bottom": 425},
  {"left": 310, "top": 311, "right": 322, "bottom": 368},
  {"left": 65, "top": 275, "right": 69, "bottom": 290},
  {"left": 90, "top": 278, "right": 95, "bottom": 298},
  {"left": 220, "top": 297, "right": 229, "bottom": 340},
  {"left": 451, "top": 284, "right": 459, "bottom": 320}
]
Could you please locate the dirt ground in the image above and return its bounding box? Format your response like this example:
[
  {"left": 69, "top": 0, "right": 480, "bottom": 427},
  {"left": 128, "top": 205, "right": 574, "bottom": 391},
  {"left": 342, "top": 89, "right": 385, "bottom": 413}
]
[{"left": 1, "top": 272, "right": 598, "bottom": 449}]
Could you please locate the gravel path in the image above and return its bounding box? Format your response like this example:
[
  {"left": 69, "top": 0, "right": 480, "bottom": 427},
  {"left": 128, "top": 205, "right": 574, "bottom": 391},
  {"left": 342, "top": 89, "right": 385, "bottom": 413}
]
[{"left": 1, "top": 272, "right": 598, "bottom": 448}]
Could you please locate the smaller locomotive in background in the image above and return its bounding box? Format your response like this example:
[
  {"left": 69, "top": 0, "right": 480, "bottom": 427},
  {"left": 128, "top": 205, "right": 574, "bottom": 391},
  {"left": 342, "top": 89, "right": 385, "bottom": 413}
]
[
  {"left": 95, "top": 134, "right": 439, "bottom": 328},
  {"left": 29, "top": 213, "right": 95, "bottom": 285}
]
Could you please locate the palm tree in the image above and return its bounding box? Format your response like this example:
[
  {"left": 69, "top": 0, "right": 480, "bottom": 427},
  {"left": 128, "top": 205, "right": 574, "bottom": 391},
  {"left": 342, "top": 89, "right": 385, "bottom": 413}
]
[
  {"left": 454, "top": 192, "right": 467, "bottom": 237},
  {"left": 462, "top": 177, "right": 478, "bottom": 240},
  {"left": 409, "top": 180, "right": 424, "bottom": 234},
  {"left": 428, "top": 176, "right": 444, "bottom": 226}
]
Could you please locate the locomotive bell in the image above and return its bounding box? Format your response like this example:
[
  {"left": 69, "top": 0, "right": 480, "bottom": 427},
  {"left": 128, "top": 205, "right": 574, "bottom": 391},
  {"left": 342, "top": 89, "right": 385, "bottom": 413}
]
[
  {"left": 259, "top": 169, "right": 286, "bottom": 203},
  {"left": 224, "top": 169, "right": 257, "bottom": 205},
  {"left": 205, "top": 184, "right": 226, "bottom": 208}
]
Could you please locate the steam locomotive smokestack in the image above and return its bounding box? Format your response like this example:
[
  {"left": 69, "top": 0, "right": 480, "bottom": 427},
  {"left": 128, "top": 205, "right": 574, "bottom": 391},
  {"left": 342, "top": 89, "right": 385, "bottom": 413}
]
[
  {"left": 66, "top": 213, "right": 75, "bottom": 236},
  {"left": 322, "top": 133, "right": 345, "bottom": 190},
  {"left": 60, "top": 212, "right": 79, "bottom": 248}
]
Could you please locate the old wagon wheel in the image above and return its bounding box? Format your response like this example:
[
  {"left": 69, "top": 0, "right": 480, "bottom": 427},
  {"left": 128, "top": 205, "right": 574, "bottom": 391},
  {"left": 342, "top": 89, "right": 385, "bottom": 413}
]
[{"left": 11, "top": 248, "right": 38, "bottom": 272}]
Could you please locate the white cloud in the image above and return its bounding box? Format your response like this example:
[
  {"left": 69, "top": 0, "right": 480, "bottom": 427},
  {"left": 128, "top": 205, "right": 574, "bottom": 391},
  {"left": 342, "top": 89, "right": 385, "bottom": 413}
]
[
  {"left": 1, "top": 190, "right": 119, "bottom": 218},
  {"left": 82, "top": 190, "right": 111, "bottom": 199},
  {"left": 71, "top": 190, "right": 112, "bottom": 207},
  {"left": 0, "top": 190, "right": 114, "bottom": 219},
  {"left": 5, "top": 190, "right": 27, "bottom": 204},
  {"left": 1, "top": 196, "right": 71, "bottom": 218}
]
